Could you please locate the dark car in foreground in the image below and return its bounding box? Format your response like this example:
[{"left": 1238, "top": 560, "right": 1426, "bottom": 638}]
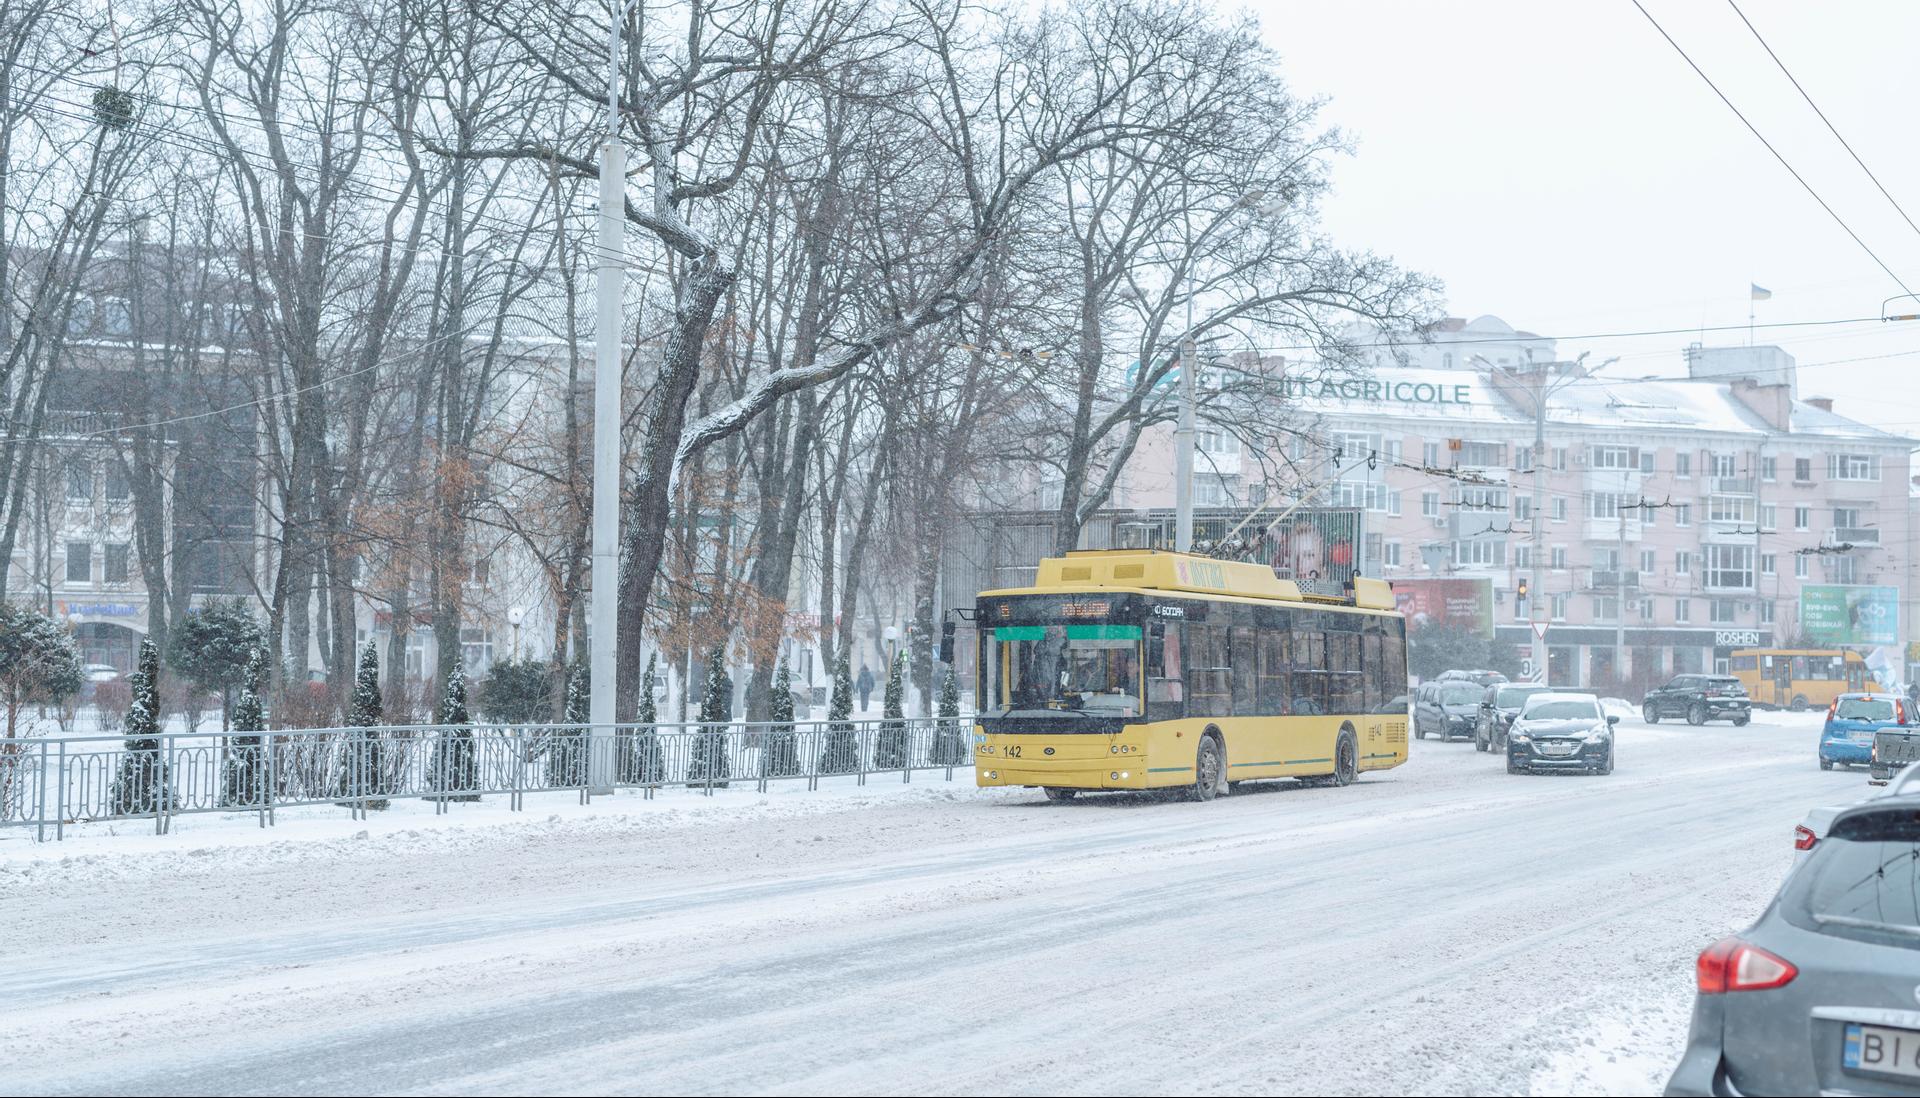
[
  {"left": 1643, "top": 674, "right": 1752, "bottom": 726},
  {"left": 1666, "top": 766, "right": 1920, "bottom": 1096},
  {"left": 1506, "top": 692, "right": 1616, "bottom": 774},
  {"left": 1475, "top": 682, "right": 1550, "bottom": 752},
  {"left": 1820, "top": 692, "right": 1908, "bottom": 771}
]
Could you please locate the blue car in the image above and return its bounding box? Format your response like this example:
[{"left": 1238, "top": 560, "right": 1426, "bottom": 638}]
[{"left": 1818, "top": 692, "right": 1909, "bottom": 770}]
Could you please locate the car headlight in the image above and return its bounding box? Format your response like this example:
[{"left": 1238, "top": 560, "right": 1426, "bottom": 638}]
[
  {"left": 1584, "top": 727, "right": 1610, "bottom": 744},
  {"left": 1511, "top": 733, "right": 1531, "bottom": 744}
]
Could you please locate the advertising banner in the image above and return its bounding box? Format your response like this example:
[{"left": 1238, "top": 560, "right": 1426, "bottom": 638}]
[
  {"left": 1801, "top": 584, "right": 1900, "bottom": 646},
  {"left": 1391, "top": 577, "right": 1494, "bottom": 637},
  {"left": 1257, "top": 509, "right": 1360, "bottom": 596}
]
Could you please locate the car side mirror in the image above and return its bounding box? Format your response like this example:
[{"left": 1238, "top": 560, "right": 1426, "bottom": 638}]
[{"left": 1607, "top": 715, "right": 1620, "bottom": 726}]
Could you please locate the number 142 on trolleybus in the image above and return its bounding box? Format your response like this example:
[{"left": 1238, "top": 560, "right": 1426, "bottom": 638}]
[{"left": 971, "top": 549, "right": 1410, "bottom": 802}]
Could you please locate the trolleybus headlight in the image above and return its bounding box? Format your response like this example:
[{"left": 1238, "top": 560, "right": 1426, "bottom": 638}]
[
  {"left": 1110, "top": 771, "right": 1119, "bottom": 780},
  {"left": 984, "top": 770, "right": 998, "bottom": 779}
]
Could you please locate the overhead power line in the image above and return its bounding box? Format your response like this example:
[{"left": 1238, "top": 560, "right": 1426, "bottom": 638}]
[
  {"left": 1726, "top": 0, "right": 1920, "bottom": 249},
  {"left": 1631, "top": 0, "right": 1920, "bottom": 302}
]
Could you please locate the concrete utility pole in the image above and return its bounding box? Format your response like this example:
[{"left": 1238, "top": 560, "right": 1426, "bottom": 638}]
[
  {"left": 1175, "top": 331, "right": 1197, "bottom": 553},
  {"left": 587, "top": 6, "right": 632, "bottom": 791},
  {"left": 1529, "top": 379, "right": 1548, "bottom": 685},
  {"left": 1616, "top": 499, "right": 1627, "bottom": 689}
]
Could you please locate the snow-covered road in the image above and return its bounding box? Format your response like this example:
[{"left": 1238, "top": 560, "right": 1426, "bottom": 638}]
[{"left": 0, "top": 711, "right": 1860, "bottom": 1095}]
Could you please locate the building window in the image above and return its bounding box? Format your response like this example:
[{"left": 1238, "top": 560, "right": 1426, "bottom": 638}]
[
  {"left": 1640, "top": 548, "right": 1656, "bottom": 574},
  {"left": 1760, "top": 601, "right": 1775, "bottom": 625},
  {"left": 1640, "top": 450, "right": 1656, "bottom": 474},
  {"left": 1675, "top": 598, "right": 1691, "bottom": 623},
  {"left": 1589, "top": 492, "right": 1621, "bottom": 519},
  {"left": 1761, "top": 456, "right": 1776, "bottom": 481},
  {"left": 1593, "top": 446, "right": 1634, "bottom": 470},
  {"left": 1458, "top": 441, "right": 1506, "bottom": 467},
  {"left": 1552, "top": 497, "right": 1567, "bottom": 522},
  {"left": 1794, "top": 506, "right": 1810, "bottom": 531},
  {"left": 1383, "top": 541, "right": 1401, "bottom": 568},
  {"left": 1552, "top": 447, "right": 1568, "bottom": 471},
  {"left": 1827, "top": 555, "right": 1858, "bottom": 583},
  {"left": 1829, "top": 453, "right": 1879, "bottom": 481},
  {"left": 1454, "top": 538, "right": 1503, "bottom": 567},
  {"left": 1675, "top": 453, "right": 1691, "bottom": 478},
  {"left": 1388, "top": 490, "right": 1401, "bottom": 517},
  {"left": 105, "top": 543, "right": 130, "bottom": 584},
  {"left": 102, "top": 296, "right": 131, "bottom": 337},
  {"left": 65, "top": 459, "right": 92, "bottom": 502},
  {"left": 1675, "top": 551, "right": 1691, "bottom": 576},
  {"left": 1709, "top": 453, "right": 1736, "bottom": 478},
  {"left": 1674, "top": 503, "right": 1691, "bottom": 527},
  {"left": 1514, "top": 496, "right": 1532, "bottom": 521},
  {"left": 65, "top": 542, "right": 91, "bottom": 584},
  {"left": 1640, "top": 501, "right": 1656, "bottom": 528},
  {"left": 1794, "top": 457, "right": 1812, "bottom": 482},
  {"left": 1593, "top": 595, "right": 1619, "bottom": 622},
  {"left": 1422, "top": 442, "right": 1439, "bottom": 468},
  {"left": 1421, "top": 491, "right": 1440, "bottom": 518},
  {"left": 1709, "top": 496, "right": 1755, "bottom": 525},
  {"left": 1639, "top": 597, "right": 1655, "bottom": 622},
  {"left": 1551, "top": 593, "right": 1568, "bottom": 621},
  {"left": 1760, "top": 553, "right": 1776, "bottom": 576},
  {"left": 1514, "top": 545, "right": 1531, "bottom": 569},
  {"left": 1516, "top": 446, "right": 1534, "bottom": 472},
  {"left": 1710, "top": 598, "right": 1738, "bottom": 624},
  {"left": 104, "top": 463, "right": 129, "bottom": 502},
  {"left": 1760, "top": 503, "right": 1776, "bottom": 530},
  {"left": 1794, "top": 554, "right": 1809, "bottom": 579},
  {"left": 1551, "top": 546, "right": 1567, "bottom": 570},
  {"left": 1833, "top": 506, "right": 1861, "bottom": 530}
]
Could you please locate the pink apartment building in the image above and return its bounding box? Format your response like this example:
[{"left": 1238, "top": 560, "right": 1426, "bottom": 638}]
[{"left": 1104, "top": 318, "right": 1916, "bottom": 690}]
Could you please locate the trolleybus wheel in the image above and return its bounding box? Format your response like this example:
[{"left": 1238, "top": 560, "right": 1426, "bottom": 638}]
[
  {"left": 1042, "top": 787, "right": 1077, "bottom": 802},
  {"left": 1791, "top": 695, "right": 1810, "bottom": 712},
  {"left": 1331, "top": 729, "right": 1359, "bottom": 787},
  {"left": 1189, "top": 734, "right": 1225, "bottom": 802}
]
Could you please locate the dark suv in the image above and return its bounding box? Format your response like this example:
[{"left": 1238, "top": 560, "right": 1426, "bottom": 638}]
[{"left": 1643, "top": 674, "right": 1752, "bottom": 727}]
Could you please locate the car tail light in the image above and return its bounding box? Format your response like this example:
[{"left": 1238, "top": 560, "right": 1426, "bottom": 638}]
[
  {"left": 1696, "top": 937, "right": 1798, "bottom": 994},
  {"left": 1793, "top": 824, "right": 1817, "bottom": 851},
  {"left": 1828, "top": 699, "right": 1840, "bottom": 721}
]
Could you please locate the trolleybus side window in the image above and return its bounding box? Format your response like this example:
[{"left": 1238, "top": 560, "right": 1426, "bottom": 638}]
[
  {"left": 1361, "top": 629, "right": 1385, "bottom": 712},
  {"left": 1231, "top": 625, "right": 1258, "bottom": 716},
  {"left": 1379, "top": 619, "right": 1408, "bottom": 705},
  {"left": 1186, "top": 624, "right": 1232, "bottom": 717},
  {"left": 1327, "top": 630, "right": 1363, "bottom": 713},
  {"left": 1293, "top": 627, "right": 1326, "bottom": 715},
  {"left": 1146, "top": 621, "right": 1184, "bottom": 719},
  {"left": 1259, "top": 630, "right": 1291, "bottom": 715}
]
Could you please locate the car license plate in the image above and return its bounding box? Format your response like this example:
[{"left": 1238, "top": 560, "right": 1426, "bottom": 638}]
[{"left": 1845, "top": 1022, "right": 1920, "bottom": 1080}]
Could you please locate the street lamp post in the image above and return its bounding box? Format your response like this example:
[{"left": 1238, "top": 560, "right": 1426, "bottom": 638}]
[{"left": 587, "top": 4, "right": 636, "bottom": 793}]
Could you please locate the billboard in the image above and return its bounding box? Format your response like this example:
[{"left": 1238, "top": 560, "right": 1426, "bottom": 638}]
[
  {"left": 1391, "top": 578, "right": 1494, "bottom": 637},
  {"left": 1801, "top": 585, "right": 1900, "bottom": 647},
  {"left": 1256, "top": 509, "right": 1360, "bottom": 596}
]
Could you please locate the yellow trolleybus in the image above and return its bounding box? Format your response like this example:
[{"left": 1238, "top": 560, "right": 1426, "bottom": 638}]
[{"left": 973, "top": 549, "right": 1410, "bottom": 801}]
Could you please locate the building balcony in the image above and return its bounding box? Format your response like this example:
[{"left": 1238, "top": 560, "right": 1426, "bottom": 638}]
[
  {"left": 1583, "top": 516, "right": 1643, "bottom": 542},
  {"left": 1453, "top": 464, "right": 1509, "bottom": 485},
  {"left": 1587, "top": 569, "right": 1640, "bottom": 590},
  {"left": 1712, "top": 476, "right": 1755, "bottom": 494},
  {"left": 1828, "top": 526, "right": 1881, "bottom": 546}
]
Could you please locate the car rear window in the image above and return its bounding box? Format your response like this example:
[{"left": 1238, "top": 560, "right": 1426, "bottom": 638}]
[
  {"left": 1495, "top": 686, "right": 1545, "bottom": 707},
  {"left": 1522, "top": 699, "right": 1600, "bottom": 720},
  {"left": 1837, "top": 697, "right": 1897, "bottom": 722},
  {"left": 1705, "top": 677, "right": 1745, "bottom": 694},
  {"left": 1787, "top": 811, "right": 1920, "bottom": 950}
]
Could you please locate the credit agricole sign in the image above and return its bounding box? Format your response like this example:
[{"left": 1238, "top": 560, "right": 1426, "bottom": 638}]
[{"left": 1282, "top": 377, "right": 1473, "bottom": 406}]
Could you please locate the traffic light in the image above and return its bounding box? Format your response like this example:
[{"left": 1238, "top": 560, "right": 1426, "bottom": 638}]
[
  {"left": 939, "top": 620, "right": 956, "bottom": 665},
  {"left": 1516, "top": 578, "right": 1529, "bottom": 602}
]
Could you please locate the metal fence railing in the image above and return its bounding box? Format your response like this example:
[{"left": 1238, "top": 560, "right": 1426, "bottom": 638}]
[{"left": 0, "top": 716, "right": 976, "bottom": 842}]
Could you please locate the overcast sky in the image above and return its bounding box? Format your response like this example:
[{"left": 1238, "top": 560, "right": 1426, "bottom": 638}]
[{"left": 1256, "top": 0, "right": 1920, "bottom": 445}]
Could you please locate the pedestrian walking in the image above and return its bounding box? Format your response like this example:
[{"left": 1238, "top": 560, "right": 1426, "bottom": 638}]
[{"left": 857, "top": 663, "right": 875, "bottom": 711}]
